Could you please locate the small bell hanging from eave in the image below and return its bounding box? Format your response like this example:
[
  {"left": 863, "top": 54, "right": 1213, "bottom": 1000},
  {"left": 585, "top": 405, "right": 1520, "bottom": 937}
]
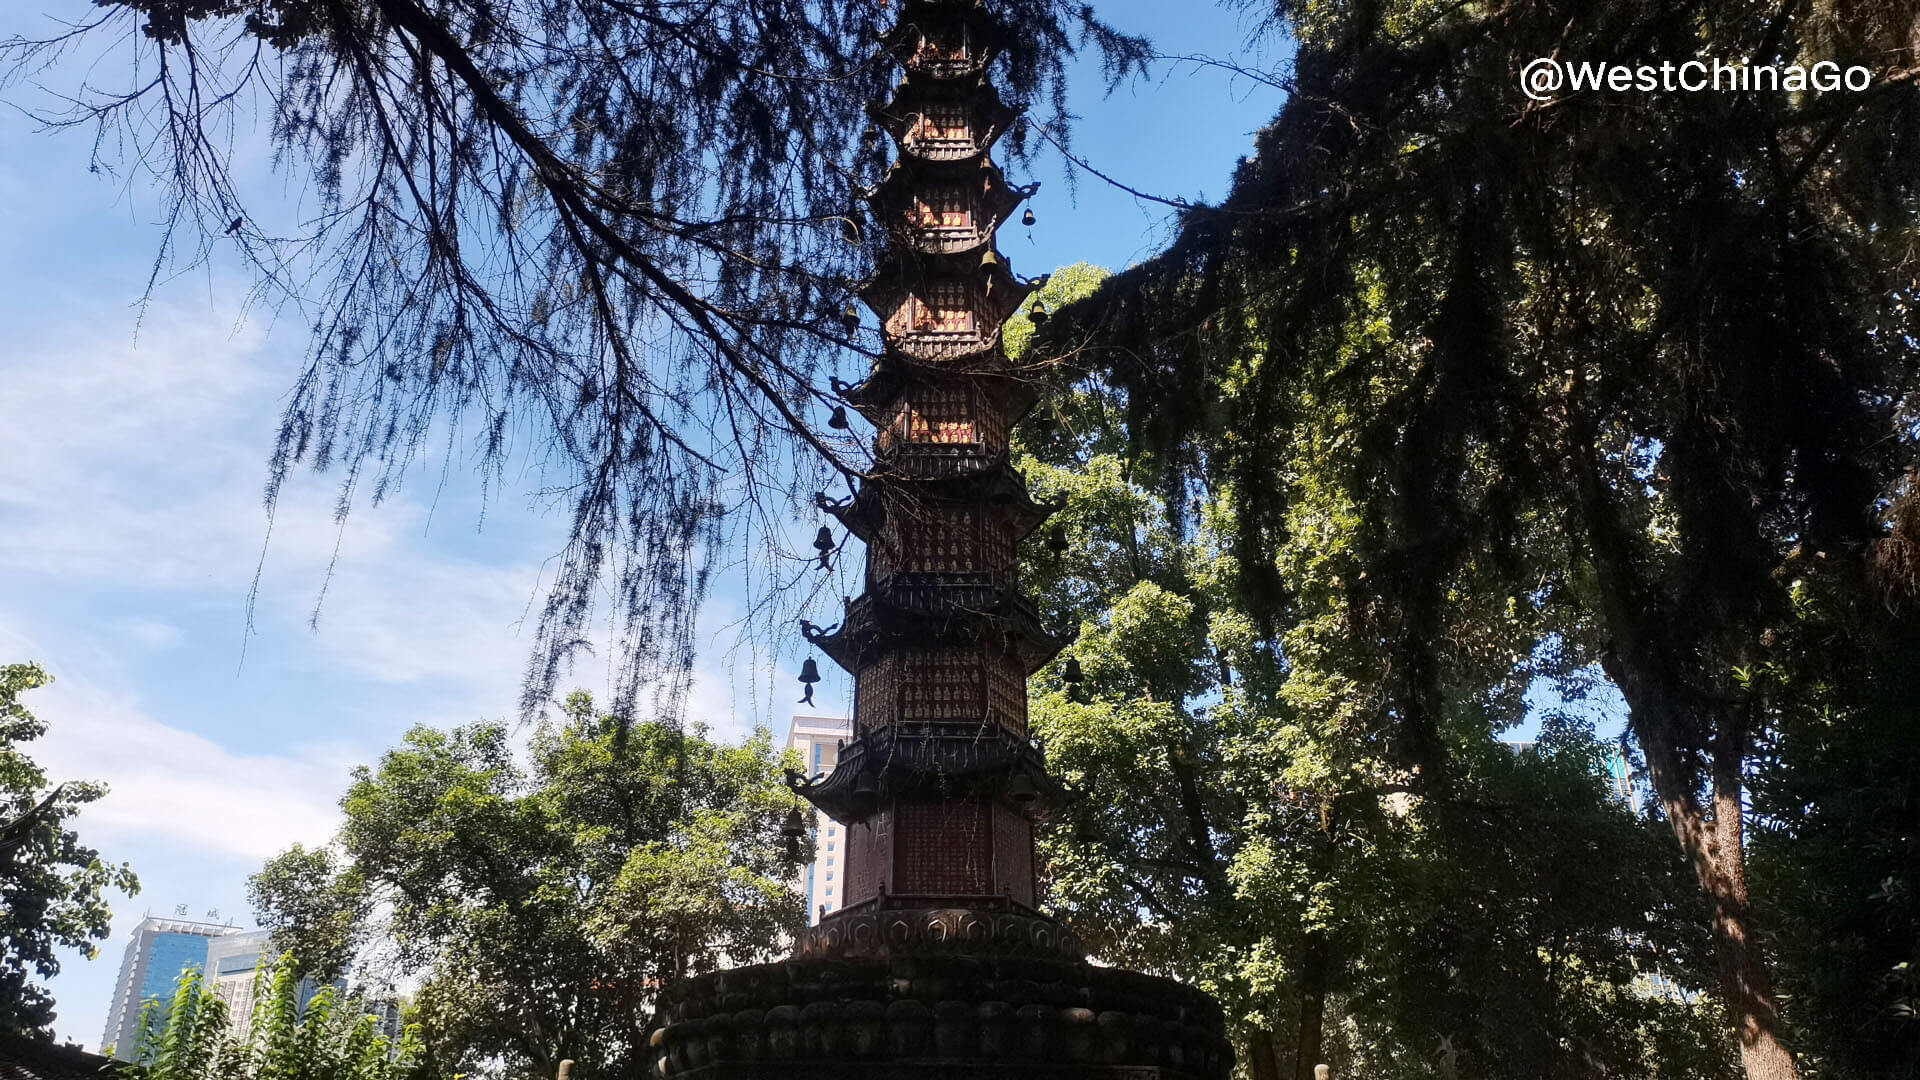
[
  {"left": 841, "top": 302, "right": 861, "bottom": 337},
  {"left": 829, "top": 405, "right": 851, "bottom": 430},
  {"left": 1029, "top": 303, "right": 1050, "bottom": 328},
  {"left": 813, "top": 526, "right": 836, "bottom": 569},
  {"left": 798, "top": 657, "right": 821, "bottom": 706},
  {"left": 1021, "top": 207, "right": 1036, "bottom": 228},
  {"left": 1045, "top": 524, "right": 1068, "bottom": 553},
  {"left": 1062, "top": 656, "right": 1083, "bottom": 684},
  {"left": 1006, "top": 771, "right": 1039, "bottom": 805}
]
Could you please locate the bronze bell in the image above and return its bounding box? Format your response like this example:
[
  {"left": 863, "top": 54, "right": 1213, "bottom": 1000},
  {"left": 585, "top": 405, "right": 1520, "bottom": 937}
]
[
  {"left": 841, "top": 303, "right": 860, "bottom": 336},
  {"left": 1006, "top": 772, "right": 1039, "bottom": 804},
  {"left": 851, "top": 770, "right": 878, "bottom": 801},
  {"left": 1030, "top": 304, "right": 1049, "bottom": 328},
  {"left": 829, "top": 406, "right": 850, "bottom": 430},
  {"left": 813, "top": 525, "right": 836, "bottom": 570},
  {"left": 797, "top": 656, "right": 821, "bottom": 705},
  {"left": 1046, "top": 525, "right": 1068, "bottom": 553},
  {"left": 980, "top": 248, "right": 1000, "bottom": 273},
  {"left": 781, "top": 806, "right": 806, "bottom": 837},
  {"left": 1063, "top": 657, "right": 1083, "bottom": 684},
  {"left": 1022, "top": 208, "right": 1036, "bottom": 227}
]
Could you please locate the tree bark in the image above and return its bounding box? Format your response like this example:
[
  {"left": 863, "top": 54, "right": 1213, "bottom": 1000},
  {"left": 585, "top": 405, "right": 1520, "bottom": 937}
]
[
  {"left": 1569, "top": 419, "right": 1800, "bottom": 1080},
  {"left": 1292, "top": 933, "right": 1329, "bottom": 1080},
  {"left": 1246, "top": 1025, "right": 1284, "bottom": 1080}
]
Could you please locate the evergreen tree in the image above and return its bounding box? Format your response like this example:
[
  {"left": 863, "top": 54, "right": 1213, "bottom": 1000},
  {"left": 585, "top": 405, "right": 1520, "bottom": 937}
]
[
  {"left": 0, "top": 0, "right": 1144, "bottom": 721},
  {"left": 1012, "top": 269, "right": 1733, "bottom": 1080},
  {"left": 1052, "top": 3, "right": 1920, "bottom": 1077}
]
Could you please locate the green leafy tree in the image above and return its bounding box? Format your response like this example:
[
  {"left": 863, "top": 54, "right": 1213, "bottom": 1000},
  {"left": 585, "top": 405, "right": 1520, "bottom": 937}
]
[
  {"left": 1014, "top": 270, "right": 1731, "bottom": 1078},
  {"left": 127, "top": 955, "right": 419, "bottom": 1080},
  {"left": 1049, "top": 3, "right": 1920, "bottom": 1077},
  {"left": 250, "top": 694, "right": 802, "bottom": 1080},
  {"left": 0, "top": 662, "right": 140, "bottom": 1038}
]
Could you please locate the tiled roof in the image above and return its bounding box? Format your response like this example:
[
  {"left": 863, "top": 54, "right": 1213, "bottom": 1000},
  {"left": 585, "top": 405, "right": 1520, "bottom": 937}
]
[{"left": 0, "top": 1036, "right": 119, "bottom": 1080}]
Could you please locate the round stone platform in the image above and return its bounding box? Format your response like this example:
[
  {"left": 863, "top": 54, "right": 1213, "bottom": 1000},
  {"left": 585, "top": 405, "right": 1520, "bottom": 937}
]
[{"left": 644, "top": 910, "right": 1231, "bottom": 1080}]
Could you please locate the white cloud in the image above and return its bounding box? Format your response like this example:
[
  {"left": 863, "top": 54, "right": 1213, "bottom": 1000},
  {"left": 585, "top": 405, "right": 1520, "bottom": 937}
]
[
  {"left": 0, "top": 624, "right": 347, "bottom": 861},
  {"left": 118, "top": 621, "right": 183, "bottom": 648}
]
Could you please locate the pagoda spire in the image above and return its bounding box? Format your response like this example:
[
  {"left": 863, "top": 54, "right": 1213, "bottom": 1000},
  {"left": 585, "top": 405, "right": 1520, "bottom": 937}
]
[
  {"left": 642, "top": 7, "right": 1233, "bottom": 1075},
  {"left": 789, "top": 0, "right": 1061, "bottom": 917}
]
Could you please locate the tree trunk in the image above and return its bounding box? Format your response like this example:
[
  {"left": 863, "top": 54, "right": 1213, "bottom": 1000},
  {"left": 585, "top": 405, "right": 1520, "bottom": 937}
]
[
  {"left": 1246, "top": 1025, "right": 1284, "bottom": 1080},
  {"left": 1292, "top": 933, "right": 1329, "bottom": 1080},
  {"left": 1628, "top": 702, "right": 1798, "bottom": 1080},
  {"left": 1569, "top": 423, "right": 1801, "bottom": 1080}
]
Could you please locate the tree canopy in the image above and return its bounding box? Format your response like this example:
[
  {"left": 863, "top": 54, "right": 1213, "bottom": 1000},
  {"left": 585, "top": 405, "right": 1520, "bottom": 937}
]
[
  {"left": 0, "top": 662, "right": 140, "bottom": 1039},
  {"left": 1, "top": 0, "right": 1145, "bottom": 721},
  {"left": 249, "top": 695, "right": 802, "bottom": 1080},
  {"left": 1031, "top": 2, "right": 1920, "bottom": 1078},
  {"left": 123, "top": 954, "right": 418, "bottom": 1080}
]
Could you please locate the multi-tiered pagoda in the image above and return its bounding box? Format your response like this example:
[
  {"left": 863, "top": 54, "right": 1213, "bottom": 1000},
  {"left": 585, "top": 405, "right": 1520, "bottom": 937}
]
[{"left": 643, "top": 4, "right": 1231, "bottom": 1077}]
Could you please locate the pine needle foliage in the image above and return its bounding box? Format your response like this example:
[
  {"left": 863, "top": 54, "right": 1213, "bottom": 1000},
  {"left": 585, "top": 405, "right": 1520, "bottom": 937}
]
[
  {"left": 1036, "top": 2, "right": 1920, "bottom": 1077},
  {"left": 0, "top": 0, "right": 1149, "bottom": 723}
]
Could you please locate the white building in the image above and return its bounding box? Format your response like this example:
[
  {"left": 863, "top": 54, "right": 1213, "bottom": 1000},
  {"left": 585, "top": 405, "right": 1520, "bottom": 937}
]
[{"left": 786, "top": 714, "right": 851, "bottom": 925}]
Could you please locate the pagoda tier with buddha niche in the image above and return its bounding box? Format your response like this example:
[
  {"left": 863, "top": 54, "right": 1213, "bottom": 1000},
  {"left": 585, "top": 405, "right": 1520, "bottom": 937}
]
[{"left": 640, "top": 3, "right": 1232, "bottom": 1075}]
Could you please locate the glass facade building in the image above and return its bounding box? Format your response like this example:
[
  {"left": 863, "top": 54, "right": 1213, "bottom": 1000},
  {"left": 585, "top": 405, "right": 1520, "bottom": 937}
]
[{"left": 100, "top": 917, "right": 238, "bottom": 1058}]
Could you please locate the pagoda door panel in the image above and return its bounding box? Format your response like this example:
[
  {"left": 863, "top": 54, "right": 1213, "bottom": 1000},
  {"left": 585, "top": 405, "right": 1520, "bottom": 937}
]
[
  {"left": 992, "top": 803, "right": 1035, "bottom": 907},
  {"left": 895, "top": 798, "right": 991, "bottom": 895},
  {"left": 844, "top": 806, "right": 892, "bottom": 908}
]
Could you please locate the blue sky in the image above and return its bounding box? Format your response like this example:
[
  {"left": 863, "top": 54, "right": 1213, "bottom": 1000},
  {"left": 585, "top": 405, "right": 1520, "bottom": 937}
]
[{"left": 0, "top": 0, "right": 1288, "bottom": 1048}]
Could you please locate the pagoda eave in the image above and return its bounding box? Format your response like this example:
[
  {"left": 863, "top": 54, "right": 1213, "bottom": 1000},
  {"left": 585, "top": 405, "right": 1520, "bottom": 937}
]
[
  {"left": 819, "top": 464, "right": 1061, "bottom": 545},
  {"left": 787, "top": 727, "right": 1064, "bottom": 825},
  {"left": 845, "top": 354, "right": 1042, "bottom": 427},
  {"left": 804, "top": 589, "right": 1068, "bottom": 676}
]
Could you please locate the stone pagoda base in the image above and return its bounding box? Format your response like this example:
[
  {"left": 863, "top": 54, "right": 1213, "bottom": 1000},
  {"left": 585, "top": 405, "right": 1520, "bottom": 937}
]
[{"left": 644, "top": 905, "right": 1231, "bottom": 1080}]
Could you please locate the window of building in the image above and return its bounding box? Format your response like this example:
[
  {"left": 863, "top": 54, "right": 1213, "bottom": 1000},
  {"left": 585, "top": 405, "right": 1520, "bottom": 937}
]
[
  {"left": 913, "top": 280, "right": 974, "bottom": 334},
  {"left": 915, "top": 28, "right": 970, "bottom": 64},
  {"left": 915, "top": 101, "right": 969, "bottom": 144},
  {"left": 912, "top": 186, "right": 972, "bottom": 230}
]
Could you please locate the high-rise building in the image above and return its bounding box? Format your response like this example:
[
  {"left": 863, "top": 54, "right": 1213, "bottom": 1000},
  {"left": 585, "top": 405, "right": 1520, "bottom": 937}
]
[
  {"left": 99, "top": 918, "right": 353, "bottom": 1057},
  {"left": 99, "top": 916, "right": 240, "bottom": 1058},
  {"left": 202, "top": 930, "right": 342, "bottom": 1039},
  {"left": 785, "top": 714, "right": 852, "bottom": 924}
]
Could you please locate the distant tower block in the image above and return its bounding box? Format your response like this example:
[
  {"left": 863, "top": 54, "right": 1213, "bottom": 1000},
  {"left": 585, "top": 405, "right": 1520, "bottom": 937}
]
[{"left": 643, "top": 5, "right": 1233, "bottom": 1076}]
